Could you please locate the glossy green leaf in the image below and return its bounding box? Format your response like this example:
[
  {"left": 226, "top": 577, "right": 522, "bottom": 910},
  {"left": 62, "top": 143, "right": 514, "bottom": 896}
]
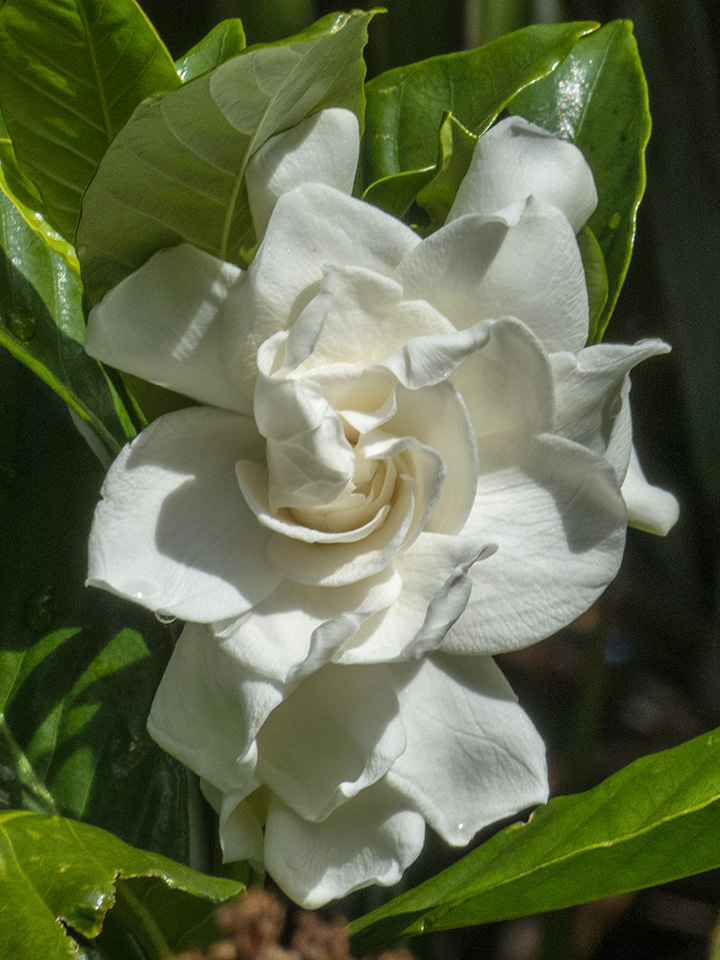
[
  {"left": 0, "top": 351, "right": 186, "bottom": 859},
  {"left": 175, "top": 19, "right": 247, "bottom": 82},
  {"left": 416, "top": 113, "right": 478, "bottom": 230},
  {"left": 349, "top": 727, "right": 720, "bottom": 952},
  {"left": 360, "top": 112, "right": 478, "bottom": 226},
  {"left": 0, "top": 189, "right": 135, "bottom": 457},
  {"left": 509, "top": 21, "right": 651, "bottom": 340},
  {"left": 0, "top": 0, "right": 181, "bottom": 242},
  {"left": 0, "top": 111, "right": 78, "bottom": 270},
  {"left": 0, "top": 811, "right": 241, "bottom": 960},
  {"left": 577, "top": 226, "right": 609, "bottom": 345},
  {"left": 361, "top": 168, "right": 435, "bottom": 221},
  {"left": 77, "top": 10, "right": 375, "bottom": 304},
  {"left": 358, "top": 21, "right": 598, "bottom": 193}
]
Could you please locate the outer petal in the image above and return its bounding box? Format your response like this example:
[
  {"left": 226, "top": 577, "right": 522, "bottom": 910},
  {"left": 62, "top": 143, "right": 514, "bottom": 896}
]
[
  {"left": 396, "top": 199, "right": 589, "bottom": 353},
  {"left": 148, "top": 622, "right": 283, "bottom": 795},
  {"left": 550, "top": 339, "right": 670, "bottom": 481},
  {"left": 256, "top": 663, "right": 406, "bottom": 822},
  {"left": 263, "top": 781, "right": 425, "bottom": 908},
  {"left": 85, "top": 245, "right": 247, "bottom": 413},
  {"left": 385, "top": 655, "right": 548, "bottom": 844},
  {"left": 222, "top": 184, "right": 421, "bottom": 401},
  {"left": 444, "top": 433, "right": 628, "bottom": 654},
  {"left": 246, "top": 108, "right": 360, "bottom": 239},
  {"left": 450, "top": 317, "right": 554, "bottom": 439},
  {"left": 621, "top": 447, "right": 679, "bottom": 536},
  {"left": 448, "top": 115, "right": 597, "bottom": 232},
  {"left": 87, "top": 407, "right": 281, "bottom": 620}
]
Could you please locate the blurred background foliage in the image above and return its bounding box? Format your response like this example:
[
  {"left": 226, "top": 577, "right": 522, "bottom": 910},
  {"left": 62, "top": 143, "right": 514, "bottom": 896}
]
[{"left": 3, "top": 0, "right": 719, "bottom": 957}]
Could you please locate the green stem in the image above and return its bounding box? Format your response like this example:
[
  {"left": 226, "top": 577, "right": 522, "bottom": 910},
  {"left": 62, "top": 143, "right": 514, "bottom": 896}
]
[
  {"left": 115, "top": 880, "right": 172, "bottom": 960},
  {"left": 0, "top": 712, "right": 60, "bottom": 815}
]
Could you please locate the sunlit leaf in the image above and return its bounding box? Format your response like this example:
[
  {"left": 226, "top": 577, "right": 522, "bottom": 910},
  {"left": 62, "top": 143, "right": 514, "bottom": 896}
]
[
  {"left": 78, "top": 10, "right": 375, "bottom": 304},
  {"left": 0, "top": 0, "right": 181, "bottom": 241},
  {"left": 0, "top": 811, "right": 240, "bottom": 960},
  {"left": 509, "top": 20, "right": 651, "bottom": 339},
  {"left": 175, "top": 19, "right": 247, "bottom": 82},
  {"left": 349, "top": 728, "right": 720, "bottom": 952},
  {"left": 358, "top": 21, "right": 598, "bottom": 192},
  {"left": 0, "top": 190, "right": 134, "bottom": 456}
]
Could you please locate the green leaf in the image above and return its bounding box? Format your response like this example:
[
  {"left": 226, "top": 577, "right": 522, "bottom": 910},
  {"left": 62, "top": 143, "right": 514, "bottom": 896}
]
[
  {"left": 0, "top": 188, "right": 135, "bottom": 457},
  {"left": 348, "top": 727, "right": 720, "bottom": 953},
  {"left": 360, "top": 113, "right": 478, "bottom": 226},
  {"left": 77, "top": 10, "right": 375, "bottom": 304},
  {"left": 0, "top": 811, "right": 241, "bottom": 960},
  {"left": 577, "top": 226, "right": 609, "bottom": 345},
  {"left": 0, "top": 351, "right": 187, "bottom": 859},
  {"left": 509, "top": 21, "right": 651, "bottom": 340},
  {"left": 358, "top": 21, "right": 599, "bottom": 193},
  {"left": 0, "top": 110, "right": 79, "bottom": 270},
  {"left": 175, "top": 19, "right": 247, "bottom": 82},
  {"left": 416, "top": 113, "right": 478, "bottom": 230},
  {"left": 0, "top": 0, "right": 181, "bottom": 242},
  {"left": 361, "top": 168, "right": 435, "bottom": 221}
]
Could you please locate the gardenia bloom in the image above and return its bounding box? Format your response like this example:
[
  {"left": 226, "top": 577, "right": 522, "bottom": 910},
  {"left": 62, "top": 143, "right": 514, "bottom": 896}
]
[{"left": 85, "top": 109, "right": 678, "bottom": 906}]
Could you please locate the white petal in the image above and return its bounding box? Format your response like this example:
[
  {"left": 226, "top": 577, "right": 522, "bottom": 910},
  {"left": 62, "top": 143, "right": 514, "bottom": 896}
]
[
  {"left": 448, "top": 115, "right": 597, "bottom": 232},
  {"left": 287, "top": 266, "right": 453, "bottom": 373},
  {"left": 256, "top": 663, "right": 405, "bottom": 822},
  {"left": 386, "top": 655, "right": 548, "bottom": 844},
  {"left": 398, "top": 199, "right": 589, "bottom": 352},
  {"left": 263, "top": 781, "right": 425, "bottom": 908},
  {"left": 213, "top": 567, "right": 401, "bottom": 684},
  {"left": 216, "top": 791, "right": 266, "bottom": 866},
  {"left": 550, "top": 339, "right": 670, "bottom": 480},
  {"left": 621, "top": 447, "right": 679, "bottom": 536},
  {"left": 246, "top": 108, "right": 360, "bottom": 239},
  {"left": 222, "top": 184, "right": 420, "bottom": 400},
  {"left": 254, "top": 335, "right": 354, "bottom": 511},
  {"left": 148, "top": 622, "right": 283, "bottom": 794},
  {"left": 444, "top": 433, "right": 628, "bottom": 654},
  {"left": 388, "top": 382, "right": 478, "bottom": 535},
  {"left": 336, "top": 532, "right": 494, "bottom": 664},
  {"left": 202, "top": 783, "right": 267, "bottom": 867},
  {"left": 85, "top": 245, "right": 247, "bottom": 413},
  {"left": 451, "top": 317, "right": 554, "bottom": 438},
  {"left": 87, "top": 407, "right": 281, "bottom": 620}
]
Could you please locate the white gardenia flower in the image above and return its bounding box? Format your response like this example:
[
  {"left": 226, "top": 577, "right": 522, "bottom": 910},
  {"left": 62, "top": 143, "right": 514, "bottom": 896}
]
[{"left": 85, "top": 109, "right": 678, "bottom": 906}]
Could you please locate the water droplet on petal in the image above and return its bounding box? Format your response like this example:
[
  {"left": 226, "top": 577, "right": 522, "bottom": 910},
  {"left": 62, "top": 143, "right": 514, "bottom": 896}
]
[
  {"left": 155, "top": 611, "right": 176, "bottom": 625},
  {"left": 5, "top": 310, "right": 37, "bottom": 341}
]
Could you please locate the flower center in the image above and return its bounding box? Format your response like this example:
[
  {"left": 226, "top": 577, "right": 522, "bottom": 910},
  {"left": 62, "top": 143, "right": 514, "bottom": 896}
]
[{"left": 289, "top": 443, "right": 397, "bottom": 535}]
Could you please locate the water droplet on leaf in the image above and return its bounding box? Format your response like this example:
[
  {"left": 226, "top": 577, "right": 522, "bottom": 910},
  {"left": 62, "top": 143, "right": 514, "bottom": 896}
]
[{"left": 4, "top": 310, "right": 37, "bottom": 341}]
